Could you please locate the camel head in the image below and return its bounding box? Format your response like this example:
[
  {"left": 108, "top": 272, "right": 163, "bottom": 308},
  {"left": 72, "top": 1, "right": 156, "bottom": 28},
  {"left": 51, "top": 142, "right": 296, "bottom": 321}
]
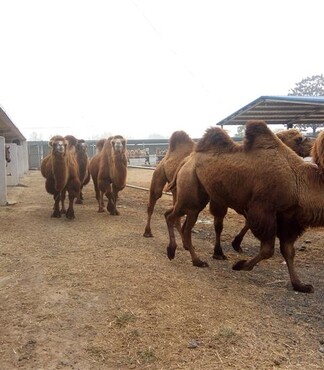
[
  {"left": 76, "top": 139, "right": 88, "bottom": 153},
  {"left": 49, "top": 135, "right": 67, "bottom": 157},
  {"left": 277, "top": 129, "right": 314, "bottom": 158},
  {"left": 110, "top": 135, "right": 127, "bottom": 154}
]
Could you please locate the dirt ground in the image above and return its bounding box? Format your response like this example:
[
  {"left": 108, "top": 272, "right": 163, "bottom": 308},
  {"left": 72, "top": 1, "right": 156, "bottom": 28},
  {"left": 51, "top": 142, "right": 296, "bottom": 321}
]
[{"left": 0, "top": 168, "right": 323, "bottom": 370}]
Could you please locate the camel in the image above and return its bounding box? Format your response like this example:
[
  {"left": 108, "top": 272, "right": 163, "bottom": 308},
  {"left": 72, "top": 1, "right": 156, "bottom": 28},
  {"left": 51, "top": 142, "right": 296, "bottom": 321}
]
[
  {"left": 143, "top": 130, "right": 195, "bottom": 237},
  {"left": 165, "top": 120, "right": 324, "bottom": 293},
  {"left": 231, "top": 128, "right": 315, "bottom": 252},
  {"left": 143, "top": 129, "right": 312, "bottom": 239},
  {"left": 40, "top": 135, "right": 81, "bottom": 219},
  {"left": 62, "top": 136, "right": 90, "bottom": 205},
  {"left": 167, "top": 129, "right": 314, "bottom": 258},
  {"left": 89, "top": 135, "right": 127, "bottom": 215}
]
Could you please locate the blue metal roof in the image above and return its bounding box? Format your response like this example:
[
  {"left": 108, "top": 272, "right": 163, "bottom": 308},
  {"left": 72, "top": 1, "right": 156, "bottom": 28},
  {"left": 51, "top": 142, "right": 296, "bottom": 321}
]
[{"left": 217, "top": 95, "right": 324, "bottom": 126}]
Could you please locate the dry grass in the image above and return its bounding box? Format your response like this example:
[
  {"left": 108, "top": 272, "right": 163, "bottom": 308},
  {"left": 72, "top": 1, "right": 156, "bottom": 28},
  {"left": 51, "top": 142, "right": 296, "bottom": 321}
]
[{"left": 0, "top": 168, "right": 323, "bottom": 369}]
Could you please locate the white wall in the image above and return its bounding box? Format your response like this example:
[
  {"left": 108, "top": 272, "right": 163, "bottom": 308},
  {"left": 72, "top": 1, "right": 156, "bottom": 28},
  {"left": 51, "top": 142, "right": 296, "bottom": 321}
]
[
  {"left": 0, "top": 136, "right": 7, "bottom": 205},
  {"left": 6, "top": 143, "right": 19, "bottom": 186}
]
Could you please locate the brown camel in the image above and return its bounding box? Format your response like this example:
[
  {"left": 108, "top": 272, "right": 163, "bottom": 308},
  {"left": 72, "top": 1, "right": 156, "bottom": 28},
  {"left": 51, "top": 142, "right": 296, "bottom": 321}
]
[
  {"left": 89, "top": 135, "right": 127, "bottom": 215},
  {"left": 40, "top": 135, "right": 80, "bottom": 219},
  {"left": 165, "top": 129, "right": 315, "bottom": 260},
  {"left": 143, "top": 128, "right": 312, "bottom": 240},
  {"left": 165, "top": 120, "right": 324, "bottom": 293},
  {"left": 62, "top": 136, "right": 90, "bottom": 205},
  {"left": 143, "top": 130, "right": 195, "bottom": 237},
  {"left": 231, "top": 128, "right": 315, "bottom": 252}
]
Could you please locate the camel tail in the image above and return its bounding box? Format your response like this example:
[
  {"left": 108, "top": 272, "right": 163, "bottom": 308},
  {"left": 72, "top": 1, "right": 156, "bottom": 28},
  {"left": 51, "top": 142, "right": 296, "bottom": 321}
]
[{"left": 165, "top": 157, "right": 188, "bottom": 192}]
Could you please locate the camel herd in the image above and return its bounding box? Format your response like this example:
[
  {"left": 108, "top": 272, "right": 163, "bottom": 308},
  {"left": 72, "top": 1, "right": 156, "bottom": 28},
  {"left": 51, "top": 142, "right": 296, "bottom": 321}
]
[
  {"left": 41, "top": 123, "right": 323, "bottom": 293},
  {"left": 41, "top": 134, "right": 127, "bottom": 219},
  {"left": 143, "top": 123, "right": 321, "bottom": 294}
]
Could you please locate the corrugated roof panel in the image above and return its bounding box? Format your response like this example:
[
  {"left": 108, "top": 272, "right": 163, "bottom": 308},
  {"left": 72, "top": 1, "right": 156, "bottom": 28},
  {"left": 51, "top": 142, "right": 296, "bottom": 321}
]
[{"left": 217, "top": 96, "right": 324, "bottom": 126}]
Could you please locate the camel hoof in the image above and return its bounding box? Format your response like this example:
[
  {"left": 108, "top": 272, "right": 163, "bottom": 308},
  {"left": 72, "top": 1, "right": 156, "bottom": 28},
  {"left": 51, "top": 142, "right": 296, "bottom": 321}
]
[
  {"left": 193, "top": 260, "right": 209, "bottom": 268},
  {"left": 232, "top": 260, "right": 247, "bottom": 270},
  {"left": 51, "top": 211, "right": 61, "bottom": 218},
  {"left": 293, "top": 283, "right": 314, "bottom": 293},
  {"left": 231, "top": 239, "right": 243, "bottom": 253},
  {"left": 98, "top": 208, "right": 105, "bottom": 213},
  {"left": 143, "top": 231, "right": 153, "bottom": 238},
  {"left": 65, "top": 209, "right": 75, "bottom": 220},
  {"left": 213, "top": 253, "right": 227, "bottom": 260},
  {"left": 167, "top": 246, "right": 176, "bottom": 260}
]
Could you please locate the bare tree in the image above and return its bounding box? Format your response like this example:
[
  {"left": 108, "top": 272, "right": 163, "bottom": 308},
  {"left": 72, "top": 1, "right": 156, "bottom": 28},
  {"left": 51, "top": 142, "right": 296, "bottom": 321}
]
[{"left": 288, "top": 74, "right": 324, "bottom": 134}]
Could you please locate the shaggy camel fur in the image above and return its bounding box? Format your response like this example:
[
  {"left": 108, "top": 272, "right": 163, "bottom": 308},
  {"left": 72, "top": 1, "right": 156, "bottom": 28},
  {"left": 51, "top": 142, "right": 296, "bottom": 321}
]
[
  {"left": 165, "top": 120, "right": 324, "bottom": 293},
  {"left": 63, "top": 135, "right": 90, "bottom": 204},
  {"left": 40, "top": 135, "right": 81, "bottom": 219},
  {"left": 95, "top": 138, "right": 106, "bottom": 153},
  {"left": 89, "top": 135, "right": 127, "bottom": 215},
  {"left": 276, "top": 129, "right": 314, "bottom": 158},
  {"left": 143, "top": 130, "right": 195, "bottom": 237},
  {"left": 167, "top": 129, "right": 314, "bottom": 258},
  {"left": 231, "top": 128, "right": 314, "bottom": 252}
]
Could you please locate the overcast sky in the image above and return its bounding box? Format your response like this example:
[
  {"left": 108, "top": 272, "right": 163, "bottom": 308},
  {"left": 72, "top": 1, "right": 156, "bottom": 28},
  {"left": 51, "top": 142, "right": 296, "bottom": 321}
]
[{"left": 0, "top": 0, "right": 323, "bottom": 140}]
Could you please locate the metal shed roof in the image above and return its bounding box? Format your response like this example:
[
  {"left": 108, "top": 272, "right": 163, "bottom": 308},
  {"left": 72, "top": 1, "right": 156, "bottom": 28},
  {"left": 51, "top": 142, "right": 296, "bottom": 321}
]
[
  {"left": 0, "top": 105, "right": 26, "bottom": 143},
  {"left": 217, "top": 95, "right": 324, "bottom": 127}
]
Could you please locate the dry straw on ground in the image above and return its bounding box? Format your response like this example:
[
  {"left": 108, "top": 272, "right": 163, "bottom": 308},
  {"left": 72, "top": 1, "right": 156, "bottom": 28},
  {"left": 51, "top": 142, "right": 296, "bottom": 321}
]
[{"left": 0, "top": 168, "right": 323, "bottom": 369}]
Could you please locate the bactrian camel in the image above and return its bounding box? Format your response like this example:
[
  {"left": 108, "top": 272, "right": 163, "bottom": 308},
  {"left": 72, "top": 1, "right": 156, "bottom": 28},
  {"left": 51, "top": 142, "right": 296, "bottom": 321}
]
[{"left": 165, "top": 120, "right": 323, "bottom": 293}]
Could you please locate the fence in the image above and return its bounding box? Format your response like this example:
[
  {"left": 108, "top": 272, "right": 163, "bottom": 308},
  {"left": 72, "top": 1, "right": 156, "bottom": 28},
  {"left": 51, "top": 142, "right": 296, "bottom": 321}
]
[{"left": 27, "top": 139, "right": 172, "bottom": 170}]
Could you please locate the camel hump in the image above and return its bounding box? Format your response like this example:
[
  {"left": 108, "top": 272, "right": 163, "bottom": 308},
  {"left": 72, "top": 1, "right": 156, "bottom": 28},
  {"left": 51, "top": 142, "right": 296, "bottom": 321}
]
[
  {"left": 311, "top": 130, "right": 324, "bottom": 167},
  {"left": 168, "top": 131, "right": 194, "bottom": 152},
  {"left": 244, "top": 120, "right": 279, "bottom": 151},
  {"left": 196, "top": 126, "right": 236, "bottom": 152}
]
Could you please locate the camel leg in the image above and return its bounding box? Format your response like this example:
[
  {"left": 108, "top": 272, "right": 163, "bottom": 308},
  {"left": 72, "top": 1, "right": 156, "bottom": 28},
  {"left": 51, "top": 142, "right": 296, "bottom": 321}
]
[
  {"left": 181, "top": 211, "right": 209, "bottom": 267},
  {"left": 51, "top": 193, "right": 61, "bottom": 218},
  {"left": 143, "top": 167, "right": 167, "bottom": 237},
  {"left": 66, "top": 191, "right": 76, "bottom": 220},
  {"left": 232, "top": 237, "right": 275, "bottom": 271},
  {"left": 279, "top": 240, "right": 314, "bottom": 293},
  {"left": 209, "top": 201, "right": 227, "bottom": 260},
  {"left": 106, "top": 186, "right": 119, "bottom": 215},
  {"left": 60, "top": 189, "right": 67, "bottom": 214},
  {"left": 233, "top": 205, "right": 276, "bottom": 271},
  {"left": 165, "top": 207, "right": 178, "bottom": 260},
  {"left": 75, "top": 187, "right": 83, "bottom": 204},
  {"left": 276, "top": 216, "right": 314, "bottom": 293},
  {"left": 66, "top": 178, "right": 80, "bottom": 219},
  {"left": 231, "top": 220, "right": 249, "bottom": 253}
]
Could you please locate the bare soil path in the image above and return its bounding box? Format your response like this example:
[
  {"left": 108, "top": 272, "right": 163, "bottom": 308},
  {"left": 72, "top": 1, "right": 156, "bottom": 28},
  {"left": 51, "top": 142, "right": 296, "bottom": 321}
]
[{"left": 0, "top": 168, "right": 323, "bottom": 369}]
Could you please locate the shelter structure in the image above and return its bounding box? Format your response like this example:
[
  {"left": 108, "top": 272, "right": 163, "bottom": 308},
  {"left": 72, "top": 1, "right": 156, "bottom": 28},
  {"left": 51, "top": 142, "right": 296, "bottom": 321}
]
[
  {"left": 217, "top": 95, "right": 324, "bottom": 129},
  {"left": 0, "top": 105, "right": 28, "bottom": 205}
]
